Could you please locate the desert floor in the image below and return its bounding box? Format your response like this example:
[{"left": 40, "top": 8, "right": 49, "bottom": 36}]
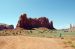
[{"left": 0, "top": 36, "right": 74, "bottom": 49}]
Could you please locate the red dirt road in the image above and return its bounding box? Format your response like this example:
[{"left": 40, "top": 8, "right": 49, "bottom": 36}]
[{"left": 0, "top": 36, "right": 73, "bottom": 49}]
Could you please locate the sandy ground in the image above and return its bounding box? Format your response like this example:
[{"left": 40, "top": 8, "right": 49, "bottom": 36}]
[{"left": 0, "top": 36, "right": 73, "bottom": 49}]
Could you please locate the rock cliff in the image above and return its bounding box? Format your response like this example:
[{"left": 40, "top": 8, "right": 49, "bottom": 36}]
[{"left": 16, "top": 14, "right": 55, "bottom": 29}]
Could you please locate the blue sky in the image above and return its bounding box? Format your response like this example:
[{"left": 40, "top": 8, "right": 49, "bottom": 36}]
[{"left": 0, "top": 0, "right": 75, "bottom": 29}]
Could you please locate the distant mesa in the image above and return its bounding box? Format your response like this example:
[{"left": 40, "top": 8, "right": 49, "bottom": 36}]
[
  {"left": 16, "top": 13, "right": 55, "bottom": 30},
  {"left": 0, "top": 23, "right": 14, "bottom": 30},
  {"left": 68, "top": 24, "right": 75, "bottom": 32}
]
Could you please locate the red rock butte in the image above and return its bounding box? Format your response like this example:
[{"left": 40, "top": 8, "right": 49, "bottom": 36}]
[
  {"left": 0, "top": 23, "right": 14, "bottom": 30},
  {"left": 16, "top": 14, "right": 55, "bottom": 30}
]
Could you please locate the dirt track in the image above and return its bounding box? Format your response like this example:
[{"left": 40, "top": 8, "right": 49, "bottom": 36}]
[{"left": 0, "top": 36, "right": 73, "bottom": 49}]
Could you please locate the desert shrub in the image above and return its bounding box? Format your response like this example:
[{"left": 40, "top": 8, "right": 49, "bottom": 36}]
[
  {"left": 12, "top": 33, "right": 15, "bottom": 35},
  {"left": 59, "top": 33, "right": 62, "bottom": 37},
  {"left": 16, "top": 32, "right": 18, "bottom": 35},
  {"left": 71, "top": 44, "right": 75, "bottom": 48},
  {"left": 30, "top": 30, "right": 32, "bottom": 33}
]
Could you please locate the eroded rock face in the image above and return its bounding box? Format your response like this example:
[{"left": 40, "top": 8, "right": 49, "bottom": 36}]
[
  {"left": 0, "top": 23, "right": 14, "bottom": 30},
  {"left": 16, "top": 14, "right": 55, "bottom": 29}
]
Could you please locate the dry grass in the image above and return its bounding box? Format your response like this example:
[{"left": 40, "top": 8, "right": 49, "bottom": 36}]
[{"left": 63, "top": 37, "right": 75, "bottom": 49}]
